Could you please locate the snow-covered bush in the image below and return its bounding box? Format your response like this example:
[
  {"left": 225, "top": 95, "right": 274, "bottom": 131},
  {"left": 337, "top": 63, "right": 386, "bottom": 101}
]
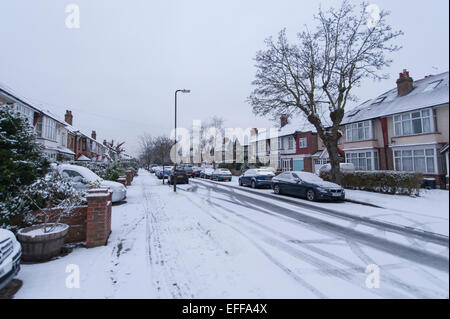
[
  {"left": 0, "top": 106, "right": 50, "bottom": 230},
  {"left": 320, "top": 170, "right": 423, "bottom": 195},
  {"left": 72, "top": 160, "right": 137, "bottom": 181},
  {"left": 1, "top": 171, "right": 87, "bottom": 232}
]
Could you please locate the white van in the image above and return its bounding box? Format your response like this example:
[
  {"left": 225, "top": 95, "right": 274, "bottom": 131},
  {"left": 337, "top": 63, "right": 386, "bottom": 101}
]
[{"left": 315, "top": 163, "right": 355, "bottom": 175}]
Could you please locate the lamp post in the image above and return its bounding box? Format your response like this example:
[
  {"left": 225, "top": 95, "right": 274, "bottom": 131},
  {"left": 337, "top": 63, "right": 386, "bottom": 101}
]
[{"left": 174, "top": 89, "right": 190, "bottom": 192}]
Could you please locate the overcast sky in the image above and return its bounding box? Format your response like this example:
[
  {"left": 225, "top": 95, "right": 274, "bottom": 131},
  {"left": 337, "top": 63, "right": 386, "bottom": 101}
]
[{"left": 0, "top": 0, "right": 448, "bottom": 156}]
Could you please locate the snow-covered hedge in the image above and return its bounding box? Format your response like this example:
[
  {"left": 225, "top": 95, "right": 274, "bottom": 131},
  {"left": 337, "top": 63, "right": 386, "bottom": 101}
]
[
  {"left": 1, "top": 171, "right": 87, "bottom": 231},
  {"left": 320, "top": 170, "right": 423, "bottom": 195},
  {"left": 72, "top": 161, "right": 137, "bottom": 181}
]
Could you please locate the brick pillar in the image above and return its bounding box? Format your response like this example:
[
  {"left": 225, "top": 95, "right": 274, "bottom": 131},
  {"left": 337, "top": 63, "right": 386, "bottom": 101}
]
[
  {"left": 86, "top": 188, "right": 112, "bottom": 248},
  {"left": 125, "top": 170, "right": 133, "bottom": 186},
  {"left": 117, "top": 176, "right": 127, "bottom": 187}
]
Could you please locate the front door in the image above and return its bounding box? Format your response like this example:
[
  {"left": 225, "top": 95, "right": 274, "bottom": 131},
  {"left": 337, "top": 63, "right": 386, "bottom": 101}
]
[{"left": 293, "top": 159, "right": 304, "bottom": 171}]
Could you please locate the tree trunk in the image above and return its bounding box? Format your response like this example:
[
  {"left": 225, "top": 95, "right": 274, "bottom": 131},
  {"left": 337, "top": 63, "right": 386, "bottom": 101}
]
[{"left": 324, "top": 138, "right": 342, "bottom": 184}]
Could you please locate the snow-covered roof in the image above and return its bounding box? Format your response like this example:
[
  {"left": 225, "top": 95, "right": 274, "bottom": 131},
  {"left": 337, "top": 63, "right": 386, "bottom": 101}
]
[
  {"left": 342, "top": 71, "right": 449, "bottom": 125},
  {"left": 76, "top": 155, "right": 92, "bottom": 161},
  {"left": 249, "top": 120, "right": 317, "bottom": 143}
]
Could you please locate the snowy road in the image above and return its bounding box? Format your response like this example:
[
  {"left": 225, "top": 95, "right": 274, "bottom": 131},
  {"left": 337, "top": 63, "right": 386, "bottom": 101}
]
[{"left": 15, "top": 169, "right": 449, "bottom": 298}]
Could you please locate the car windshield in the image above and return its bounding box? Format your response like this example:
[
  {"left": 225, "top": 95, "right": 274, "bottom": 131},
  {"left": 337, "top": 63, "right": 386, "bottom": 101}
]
[
  {"left": 61, "top": 165, "right": 102, "bottom": 182},
  {"left": 256, "top": 169, "right": 274, "bottom": 175},
  {"left": 293, "top": 172, "right": 324, "bottom": 183}
]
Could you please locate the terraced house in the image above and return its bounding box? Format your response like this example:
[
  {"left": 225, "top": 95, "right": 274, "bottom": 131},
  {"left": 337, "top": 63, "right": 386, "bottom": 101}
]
[
  {"left": 340, "top": 70, "right": 449, "bottom": 187},
  {"left": 249, "top": 117, "right": 330, "bottom": 173},
  {"left": 0, "top": 85, "right": 75, "bottom": 161}
]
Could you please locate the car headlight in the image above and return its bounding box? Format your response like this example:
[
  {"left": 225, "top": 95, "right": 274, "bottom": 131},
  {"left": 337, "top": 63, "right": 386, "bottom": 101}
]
[{"left": 317, "top": 187, "right": 328, "bottom": 193}]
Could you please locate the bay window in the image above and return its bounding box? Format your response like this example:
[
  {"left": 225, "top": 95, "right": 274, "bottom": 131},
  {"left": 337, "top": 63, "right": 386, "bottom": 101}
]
[
  {"left": 394, "top": 148, "right": 436, "bottom": 173},
  {"left": 288, "top": 136, "right": 294, "bottom": 150},
  {"left": 346, "top": 120, "right": 373, "bottom": 142},
  {"left": 394, "top": 109, "right": 433, "bottom": 136},
  {"left": 345, "top": 150, "right": 379, "bottom": 171}
]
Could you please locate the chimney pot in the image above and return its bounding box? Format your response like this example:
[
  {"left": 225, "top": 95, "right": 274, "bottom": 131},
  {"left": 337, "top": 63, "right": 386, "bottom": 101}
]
[
  {"left": 91, "top": 130, "right": 97, "bottom": 140},
  {"left": 64, "top": 110, "right": 73, "bottom": 126},
  {"left": 280, "top": 115, "right": 289, "bottom": 128},
  {"left": 396, "top": 69, "right": 414, "bottom": 96}
]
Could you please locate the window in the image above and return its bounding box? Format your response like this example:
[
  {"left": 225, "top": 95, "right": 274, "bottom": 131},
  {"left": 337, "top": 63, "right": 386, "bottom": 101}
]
[
  {"left": 282, "top": 159, "right": 291, "bottom": 171},
  {"left": 299, "top": 137, "right": 308, "bottom": 148},
  {"left": 423, "top": 80, "right": 443, "bottom": 92},
  {"left": 345, "top": 150, "right": 379, "bottom": 171},
  {"left": 371, "top": 96, "right": 386, "bottom": 105},
  {"left": 278, "top": 137, "right": 283, "bottom": 150},
  {"left": 394, "top": 148, "right": 436, "bottom": 173},
  {"left": 394, "top": 109, "right": 432, "bottom": 136},
  {"left": 14, "top": 103, "right": 34, "bottom": 125},
  {"left": 346, "top": 120, "right": 373, "bottom": 142},
  {"left": 43, "top": 117, "right": 57, "bottom": 141},
  {"left": 288, "top": 136, "right": 294, "bottom": 150}
]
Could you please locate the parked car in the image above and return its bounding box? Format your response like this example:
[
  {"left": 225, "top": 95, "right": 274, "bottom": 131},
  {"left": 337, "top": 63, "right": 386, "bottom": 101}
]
[
  {"left": 211, "top": 168, "right": 232, "bottom": 181},
  {"left": 149, "top": 164, "right": 158, "bottom": 173},
  {"left": 55, "top": 164, "right": 127, "bottom": 203},
  {"left": 271, "top": 171, "right": 345, "bottom": 201},
  {"left": 315, "top": 163, "right": 355, "bottom": 175},
  {"left": 156, "top": 166, "right": 173, "bottom": 179},
  {"left": 192, "top": 167, "right": 202, "bottom": 177},
  {"left": 200, "top": 168, "right": 215, "bottom": 179},
  {"left": 239, "top": 168, "right": 275, "bottom": 188},
  {"left": 0, "top": 229, "right": 22, "bottom": 291},
  {"left": 168, "top": 169, "right": 189, "bottom": 185},
  {"left": 182, "top": 166, "right": 193, "bottom": 178}
]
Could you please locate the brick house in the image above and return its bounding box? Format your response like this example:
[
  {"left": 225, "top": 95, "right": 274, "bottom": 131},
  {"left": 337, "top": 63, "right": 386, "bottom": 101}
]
[
  {"left": 250, "top": 117, "right": 331, "bottom": 173},
  {"left": 64, "top": 110, "right": 111, "bottom": 161},
  {"left": 0, "top": 85, "right": 75, "bottom": 161},
  {"left": 340, "top": 70, "right": 449, "bottom": 187}
]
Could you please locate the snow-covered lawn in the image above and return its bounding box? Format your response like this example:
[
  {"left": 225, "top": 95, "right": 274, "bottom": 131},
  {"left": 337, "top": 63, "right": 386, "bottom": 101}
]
[
  {"left": 213, "top": 176, "right": 449, "bottom": 236},
  {"left": 14, "top": 170, "right": 448, "bottom": 299}
]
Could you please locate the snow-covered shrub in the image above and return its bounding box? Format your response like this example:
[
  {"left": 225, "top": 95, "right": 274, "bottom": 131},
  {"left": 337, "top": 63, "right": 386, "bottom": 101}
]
[
  {"left": 1, "top": 171, "right": 87, "bottom": 232},
  {"left": 72, "top": 160, "right": 137, "bottom": 181},
  {"left": 0, "top": 106, "right": 50, "bottom": 230},
  {"left": 320, "top": 170, "right": 423, "bottom": 195}
]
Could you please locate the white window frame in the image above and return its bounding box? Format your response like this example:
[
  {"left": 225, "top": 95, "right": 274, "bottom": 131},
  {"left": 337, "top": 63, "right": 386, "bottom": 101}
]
[
  {"left": 393, "top": 146, "right": 438, "bottom": 174},
  {"left": 299, "top": 137, "right": 308, "bottom": 148},
  {"left": 278, "top": 137, "right": 283, "bottom": 150},
  {"left": 393, "top": 109, "right": 434, "bottom": 137},
  {"left": 282, "top": 158, "right": 291, "bottom": 172},
  {"left": 288, "top": 136, "right": 294, "bottom": 150},
  {"left": 43, "top": 117, "right": 57, "bottom": 141},
  {"left": 345, "top": 150, "right": 379, "bottom": 171},
  {"left": 345, "top": 120, "right": 373, "bottom": 142}
]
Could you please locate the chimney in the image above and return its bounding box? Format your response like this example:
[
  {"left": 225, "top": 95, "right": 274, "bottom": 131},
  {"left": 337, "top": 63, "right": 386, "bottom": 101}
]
[
  {"left": 280, "top": 115, "right": 289, "bottom": 128},
  {"left": 91, "top": 130, "right": 97, "bottom": 140},
  {"left": 103, "top": 139, "right": 107, "bottom": 146},
  {"left": 396, "top": 69, "right": 414, "bottom": 96},
  {"left": 65, "top": 110, "right": 73, "bottom": 125}
]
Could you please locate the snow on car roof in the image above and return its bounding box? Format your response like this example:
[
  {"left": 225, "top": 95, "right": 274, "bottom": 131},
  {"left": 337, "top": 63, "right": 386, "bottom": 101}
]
[{"left": 57, "top": 164, "right": 103, "bottom": 182}]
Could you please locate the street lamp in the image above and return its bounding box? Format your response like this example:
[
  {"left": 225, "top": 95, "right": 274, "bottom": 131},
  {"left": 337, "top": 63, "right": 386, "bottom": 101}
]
[{"left": 174, "top": 89, "right": 190, "bottom": 192}]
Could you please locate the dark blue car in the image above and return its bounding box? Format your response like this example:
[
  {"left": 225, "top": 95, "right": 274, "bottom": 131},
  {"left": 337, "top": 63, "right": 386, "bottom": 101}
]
[
  {"left": 271, "top": 171, "right": 345, "bottom": 201},
  {"left": 238, "top": 169, "right": 275, "bottom": 188}
]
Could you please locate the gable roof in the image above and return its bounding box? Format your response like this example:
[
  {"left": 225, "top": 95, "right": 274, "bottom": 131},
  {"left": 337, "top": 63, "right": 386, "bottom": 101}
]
[{"left": 341, "top": 71, "right": 449, "bottom": 125}]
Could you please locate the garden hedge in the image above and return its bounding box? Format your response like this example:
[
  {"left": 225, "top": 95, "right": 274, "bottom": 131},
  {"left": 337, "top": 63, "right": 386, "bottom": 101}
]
[{"left": 320, "top": 170, "right": 424, "bottom": 195}]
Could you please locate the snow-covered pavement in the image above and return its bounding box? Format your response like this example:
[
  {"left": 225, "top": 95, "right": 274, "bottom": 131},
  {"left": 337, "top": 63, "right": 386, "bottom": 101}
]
[{"left": 15, "top": 170, "right": 449, "bottom": 298}]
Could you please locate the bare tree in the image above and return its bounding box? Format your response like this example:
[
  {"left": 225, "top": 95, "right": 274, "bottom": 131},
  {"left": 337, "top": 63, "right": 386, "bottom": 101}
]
[
  {"left": 249, "top": 1, "right": 402, "bottom": 182},
  {"left": 138, "top": 134, "right": 154, "bottom": 170},
  {"left": 106, "top": 139, "right": 126, "bottom": 159},
  {"left": 152, "top": 136, "right": 174, "bottom": 184}
]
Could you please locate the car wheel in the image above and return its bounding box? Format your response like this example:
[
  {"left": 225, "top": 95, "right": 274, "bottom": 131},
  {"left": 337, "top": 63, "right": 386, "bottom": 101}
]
[
  {"left": 273, "top": 184, "right": 281, "bottom": 195},
  {"left": 306, "top": 189, "right": 316, "bottom": 201},
  {"left": 251, "top": 180, "right": 256, "bottom": 189}
]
